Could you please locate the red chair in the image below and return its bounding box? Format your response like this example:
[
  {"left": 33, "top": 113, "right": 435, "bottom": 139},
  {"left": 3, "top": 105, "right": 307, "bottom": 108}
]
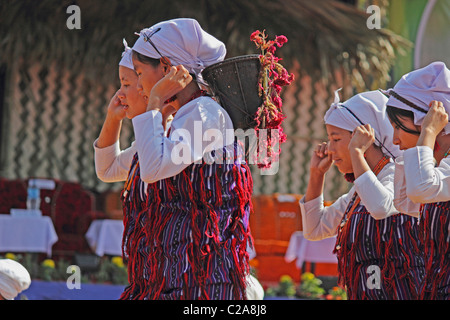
[
  {"left": 0, "top": 178, "right": 27, "bottom": 214},
  {"left": 0, "top": 177, "right": 106, "bottom": 259},
  {"left": 46, "top": 180, "right": 106, "bottom": 258}
]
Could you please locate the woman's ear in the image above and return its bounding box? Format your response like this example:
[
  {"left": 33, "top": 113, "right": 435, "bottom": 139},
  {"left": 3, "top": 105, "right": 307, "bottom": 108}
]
[{"left": 160, "top": 57, "right": 172, "bottom": 74}]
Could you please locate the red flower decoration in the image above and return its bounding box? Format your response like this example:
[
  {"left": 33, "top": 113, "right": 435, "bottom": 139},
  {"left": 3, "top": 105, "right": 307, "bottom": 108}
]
[
  {"left": 250, "top": 30, "right": 294, "bottom": 169},
  {"left": 275, "top": 35, "right": 288, "bottom": 47}
]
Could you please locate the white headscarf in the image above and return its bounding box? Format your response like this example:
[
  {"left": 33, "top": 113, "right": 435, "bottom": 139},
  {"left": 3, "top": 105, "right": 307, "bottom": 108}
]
[
  {"left": 384, "top": 61, "right": 450, "bottom": 134},
  {"left": 132, "top": 18, "right": 226, "bottom": 85},
  {"left": 0, "top": 259, "right": 31, "bottom": 300},
  {"left": 324, "top": 89, "right": 402, "bottom": 159},
  {"left": 119, "top": 39, "right": 134, "bottom": 70}
]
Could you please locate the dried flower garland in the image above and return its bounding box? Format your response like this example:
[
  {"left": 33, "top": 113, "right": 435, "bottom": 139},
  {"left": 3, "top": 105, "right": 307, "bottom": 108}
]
[{"left": 250, "top": 30, "right": 294, "bottom": 168}]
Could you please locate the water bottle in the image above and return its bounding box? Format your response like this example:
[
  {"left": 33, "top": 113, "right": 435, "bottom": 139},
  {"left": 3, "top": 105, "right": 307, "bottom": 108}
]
[{"left": 26, "top": 179, "right": 41, "bottom": 210}]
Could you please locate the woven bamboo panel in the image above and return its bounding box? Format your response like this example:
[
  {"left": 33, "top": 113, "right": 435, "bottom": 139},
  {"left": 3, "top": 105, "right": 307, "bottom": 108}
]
[
  {"left": 1, "top": 60, "right": 134, "bottom": 192},
  {"left": 1, "top": 60, "right": 351, "bottom": 201}
]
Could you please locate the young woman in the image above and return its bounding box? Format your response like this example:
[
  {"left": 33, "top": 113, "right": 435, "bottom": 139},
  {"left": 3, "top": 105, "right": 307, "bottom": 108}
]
[
  {"left": 385, "top": 61, "right": 450, "bottom": 300},
  {"left": 300, "top": 90, "right": 424, "bottom": 300},
  {"left": 94, "top": 41, "right": 175, "bottom": 299},
  {"left": 97, "top": 18, "right": 253, "bottom": 300}
]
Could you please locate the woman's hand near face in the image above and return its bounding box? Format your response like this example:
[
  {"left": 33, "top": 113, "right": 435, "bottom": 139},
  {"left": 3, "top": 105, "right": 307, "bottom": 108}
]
[
  {"left": 349, "top": 124, "right": 374, "bottom": 179},
  {"left": 107, "top": 90, "right": 127, "bottom": 122},
  {"left": 310, "top": 142, "right": 333, "bottom": 175},
  {"left": 304, "top": 142, "right": 332, "bottom": 202},
  {"left": 97, "top": 90, "right": 126, "bottom": 148},
  {"left": 421, "top": 101, "right": 448, "bottom": 138},
  {"left": 147, "top": 65, "right": 193, "bottom": 112},
  {"left": 349, "top": 124, "right": 375, "bottom": 155},
  {"left": 417, "top": 100, "right": 448, "bottom": 151}
]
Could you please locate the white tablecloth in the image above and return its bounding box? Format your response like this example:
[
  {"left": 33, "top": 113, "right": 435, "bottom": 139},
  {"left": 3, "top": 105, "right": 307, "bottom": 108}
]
[
  {"left": 85, "top": 219, "right": 124, "bottom": 256},
  {"left": 285, "top": 231, "right": 338, "bottom": 269},
  {"left": 0, "top": 215, "right": 58, "bottom": 257}
]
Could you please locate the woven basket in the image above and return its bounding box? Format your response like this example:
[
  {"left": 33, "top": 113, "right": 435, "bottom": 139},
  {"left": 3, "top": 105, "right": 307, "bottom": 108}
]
[{"left": 202, "top": 55, "right": 262, "bottom": 130}]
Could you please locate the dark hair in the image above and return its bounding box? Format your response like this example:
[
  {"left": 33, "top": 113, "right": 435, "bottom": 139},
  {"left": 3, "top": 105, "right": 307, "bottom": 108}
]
[
  {"left": 131, "top": 50, "right": 197, "bottom": 80},
  {"left": 386, "top": 105, "right": 421, "bottom": 135},
  {"left": 132, "top": 50, "right": 160, "bottom": 67}
]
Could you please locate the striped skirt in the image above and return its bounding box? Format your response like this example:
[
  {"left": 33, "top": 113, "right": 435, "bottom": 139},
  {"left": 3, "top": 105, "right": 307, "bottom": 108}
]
[
  {"left": 420, "top": 201, "right": 450, "bottom": 300},
  {"left": 335, "top": 205, "right": 425, "bottom": 300},
  {"left": 120, "top": 145, "right": 253, "bottom": 300}
]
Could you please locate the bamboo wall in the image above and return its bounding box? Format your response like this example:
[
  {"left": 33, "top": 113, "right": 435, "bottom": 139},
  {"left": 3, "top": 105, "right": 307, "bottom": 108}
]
[{"left": 0, "top": 59, "right": 351, "bottom": 201}]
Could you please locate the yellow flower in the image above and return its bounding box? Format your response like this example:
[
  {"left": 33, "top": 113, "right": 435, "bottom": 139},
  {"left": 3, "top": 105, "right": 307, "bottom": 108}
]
[
  {"left": 280, "top": 275, "right": 293, "bottom": 283},
  {"left": 111, "top": 256, "right": 124, "bottom": 268},
  {"left": 301, "top": 272, "right": 315, "bottom": 281},
  {"left": 5, "top": 253, "right": 17, "bottom": 261},
  {"left": 42, "top": 259, "right": 55, "bottom": 268}
]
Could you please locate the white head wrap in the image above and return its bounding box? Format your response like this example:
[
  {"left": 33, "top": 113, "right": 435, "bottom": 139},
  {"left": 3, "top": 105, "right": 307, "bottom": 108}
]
[
  {"left": 119, "top": 39, "right": 134, "bottom": 70},
  {"left": 246, "top": 274, "right": 264, "bottom": 300},
  {"left": 324, "top": 89, "right": 402, "bottom": 159},
  {"left": 132, "top": 18, "right": 226, "bottom": 85},
  {"left": 384, "top": 61, "right": 450, "bottom": 134},
  {"left": 0, "top": 259, "right": 31, "bottom": 300}
]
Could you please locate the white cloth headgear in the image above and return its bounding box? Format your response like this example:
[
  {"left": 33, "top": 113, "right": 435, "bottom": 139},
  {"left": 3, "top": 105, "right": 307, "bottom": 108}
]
[
  {"left": 119, "top": 39, "right": 134, "bottom": 70},
  {"left": 324, "top": 89, "right": 402, "bottom": 159},
  {"left": 0, "top": 259, "right": 31, "bottom": 300},
  {"left": 383, "top": 61, "right": 450, "bottom": 134},
  {"left": 246, "top": 274, "right": 264, "bottom": 300},
  {"left": 132, "top": 18, "right": 226, "bottom": 85}
]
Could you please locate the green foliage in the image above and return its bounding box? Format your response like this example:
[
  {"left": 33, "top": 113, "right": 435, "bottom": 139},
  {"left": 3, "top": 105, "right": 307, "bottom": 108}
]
[
  {"left": 297, "top": 272, "right": 325, "bottom": 299},
  {"left": 265, "top": 275, "right": 297, "bottom": 298},
  {"left": 0, "top": 253, "right": 129, "bottom": 285},
  {"left": 265, "top": 272, "right": 347, "bottom": 300},
  {"left": 95, "top": 257, "right": 128, "bottom": 285},
  {"left": 326, "top": 286, "right": 347, "bottom": 300}
]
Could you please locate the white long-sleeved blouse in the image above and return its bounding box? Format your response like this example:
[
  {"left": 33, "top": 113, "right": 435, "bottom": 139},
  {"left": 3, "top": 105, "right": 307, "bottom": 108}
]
[
  {"left": 94, "top": 96, "right": 234, "bottom": 185},
  {"left": 393, "top": 146, "right": 450, "bottom": 214},
  {"left": 299, "top": 160, "right": 416, "bottom": 241}
]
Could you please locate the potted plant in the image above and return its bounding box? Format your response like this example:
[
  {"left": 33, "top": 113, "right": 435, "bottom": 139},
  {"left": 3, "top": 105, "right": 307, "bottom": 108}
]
[
  {"left": 325, "top": 286, "right": 347, "bottom": 300},
  {"left": 297, "top": 272, "right": 326, "bottom": 299},
  {"left": 265, "top": 275, "right": 297, "bottom": 299}
]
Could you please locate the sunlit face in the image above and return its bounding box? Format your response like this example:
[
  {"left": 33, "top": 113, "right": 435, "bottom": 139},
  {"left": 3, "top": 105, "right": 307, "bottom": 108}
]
[
  {"left": 326, "top": 124, "right": 353, "bottom": 174},
  {"left": 389, "top": 116, "right": 420, "bottom": 150},
  {"left": 117, "top": 66, "right": 148, "bottom": 119},
  {"left": 132, "top": 56, "right": 165, "bottom": 101}
]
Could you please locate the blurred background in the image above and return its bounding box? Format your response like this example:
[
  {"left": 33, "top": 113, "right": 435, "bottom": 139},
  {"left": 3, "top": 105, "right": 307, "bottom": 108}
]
[{"left": 0, "top": 0, "right": 449, "bottom": 299}]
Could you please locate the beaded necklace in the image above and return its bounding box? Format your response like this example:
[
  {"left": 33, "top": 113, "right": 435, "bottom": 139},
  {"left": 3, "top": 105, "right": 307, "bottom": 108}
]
[{"left": 443, "top": 146, "right": 450, "bottom": 158}]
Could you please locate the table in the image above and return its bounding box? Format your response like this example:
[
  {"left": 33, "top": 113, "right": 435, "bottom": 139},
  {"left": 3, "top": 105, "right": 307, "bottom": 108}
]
[
  {"left": 0, "top": 215, "right": 58, "bottom": 257},
  {"left": 85, "top": 219, "right": 124, "bottom": 256},
  {"left": 284, "top": 231, "right": 338, "bottom": 269}
]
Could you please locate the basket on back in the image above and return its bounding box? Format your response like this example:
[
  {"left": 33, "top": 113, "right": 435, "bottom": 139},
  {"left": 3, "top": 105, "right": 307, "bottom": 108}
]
[{"left": 202, "top": 54, "right": 262, "bottom": 130}]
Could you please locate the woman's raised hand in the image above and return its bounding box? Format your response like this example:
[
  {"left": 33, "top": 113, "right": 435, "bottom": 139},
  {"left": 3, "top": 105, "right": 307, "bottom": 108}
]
[
  {"left": 349, "top": 124, "right": 375, "bottom": 155},
  {"left": 147, "top": 65, "right": 193, "bottom": 111},
  {"left": 310, "top": 142, "right": 333, "bottom": 175},
  {"left": 422, "top": 100, "right": 448, "bottom": 137},
  {"left": 107, "top": 90, "right": 127, "bottom": 122}
]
